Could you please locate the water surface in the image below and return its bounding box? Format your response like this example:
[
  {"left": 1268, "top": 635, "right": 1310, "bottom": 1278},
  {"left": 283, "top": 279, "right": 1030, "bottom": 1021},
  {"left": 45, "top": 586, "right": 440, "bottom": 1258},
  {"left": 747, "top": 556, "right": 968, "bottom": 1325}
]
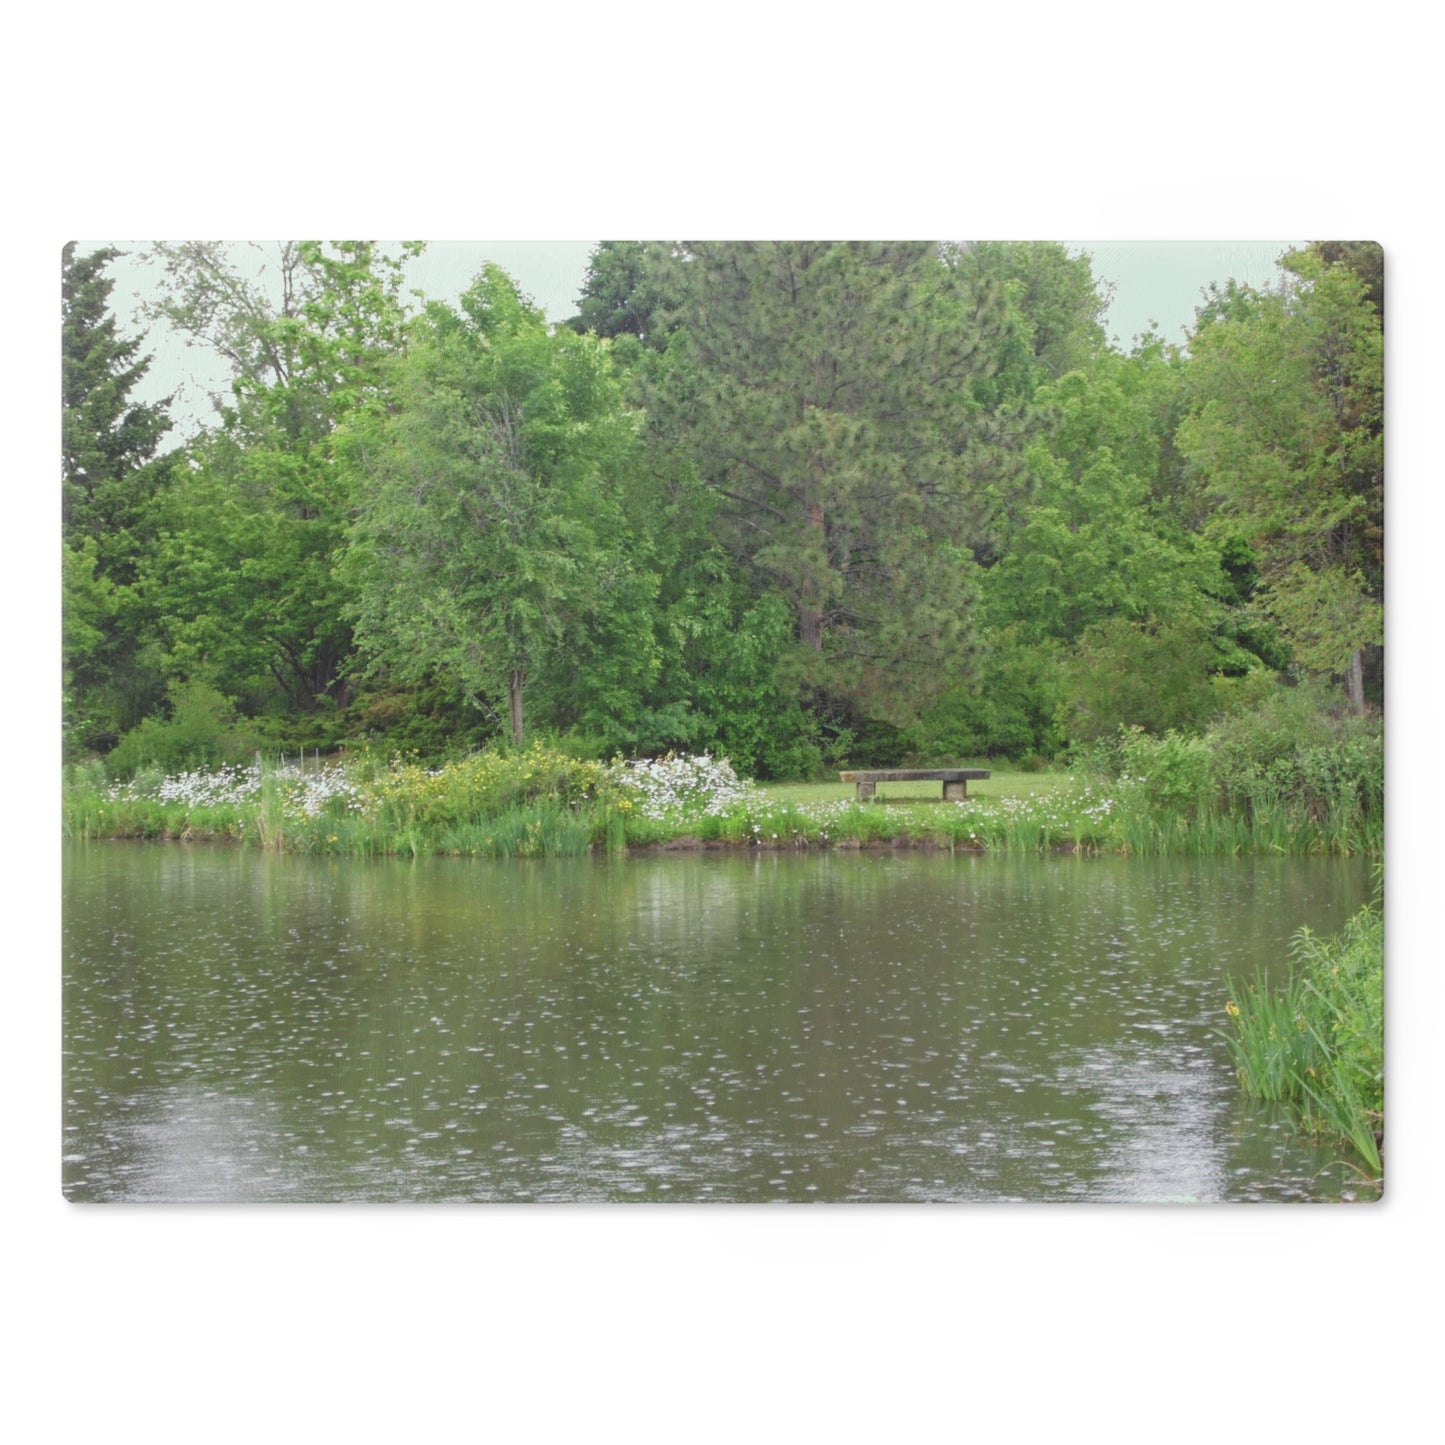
[{"left": 63, "top": 845, "right": 1373, "bottom": 1202}]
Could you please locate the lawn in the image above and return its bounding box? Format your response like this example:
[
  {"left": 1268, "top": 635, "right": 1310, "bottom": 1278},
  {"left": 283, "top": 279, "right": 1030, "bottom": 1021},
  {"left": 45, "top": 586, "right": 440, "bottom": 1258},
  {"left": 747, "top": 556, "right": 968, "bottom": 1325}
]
[{"left": 759, "top": 769, "right": 1074, "bottom": 809}]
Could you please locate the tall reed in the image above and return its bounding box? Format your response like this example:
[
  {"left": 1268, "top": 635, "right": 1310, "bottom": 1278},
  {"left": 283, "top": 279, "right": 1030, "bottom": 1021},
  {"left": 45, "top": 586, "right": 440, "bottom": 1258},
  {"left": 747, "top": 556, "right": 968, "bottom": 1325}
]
[{"left": 1224, "top": 898, "right": 1383, "bottom": 1178}]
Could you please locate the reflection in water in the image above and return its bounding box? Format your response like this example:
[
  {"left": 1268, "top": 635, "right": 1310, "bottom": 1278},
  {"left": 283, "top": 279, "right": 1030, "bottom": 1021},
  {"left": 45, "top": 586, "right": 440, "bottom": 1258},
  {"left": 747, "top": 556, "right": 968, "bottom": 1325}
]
[{"left": 63, "top": 847, "right": 1373, "bottom": 1202}]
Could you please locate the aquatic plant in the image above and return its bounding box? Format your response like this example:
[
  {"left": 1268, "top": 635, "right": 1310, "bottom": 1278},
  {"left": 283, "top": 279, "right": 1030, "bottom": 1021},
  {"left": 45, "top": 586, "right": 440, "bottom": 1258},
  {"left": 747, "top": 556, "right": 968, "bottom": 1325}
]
[{"left": 1224, "top": 898, "right": 1383, "bottom": 1178}]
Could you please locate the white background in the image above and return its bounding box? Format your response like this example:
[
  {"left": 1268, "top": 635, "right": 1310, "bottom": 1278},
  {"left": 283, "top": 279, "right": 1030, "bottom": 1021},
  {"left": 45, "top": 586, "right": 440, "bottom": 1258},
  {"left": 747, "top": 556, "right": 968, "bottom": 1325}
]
[{"left": 7, "top": 4, "right": 1436, "bottom": 1438}]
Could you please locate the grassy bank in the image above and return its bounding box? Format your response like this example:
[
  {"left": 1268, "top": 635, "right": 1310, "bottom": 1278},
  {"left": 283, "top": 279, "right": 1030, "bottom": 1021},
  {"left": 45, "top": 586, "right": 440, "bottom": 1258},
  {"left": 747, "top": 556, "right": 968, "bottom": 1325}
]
[
  {"left": 63, "top": 740, "right": 1381, "bottom": 861},
  {"left": 1224, "top": 893, "right": 1384, "bottom": 1182}
]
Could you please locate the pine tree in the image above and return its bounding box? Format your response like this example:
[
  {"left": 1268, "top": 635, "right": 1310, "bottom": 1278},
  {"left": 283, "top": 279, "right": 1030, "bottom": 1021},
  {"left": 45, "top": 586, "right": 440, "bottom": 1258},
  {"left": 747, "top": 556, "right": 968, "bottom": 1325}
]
[
  {"left": 653, "top": 240, "right": 1035, "bottom": 727},
  {"left": 61, "top": 244, "right": 174, "bottom": 751},
  {"left": 62, "top": 243, "right": 172, "bottom": 573}
]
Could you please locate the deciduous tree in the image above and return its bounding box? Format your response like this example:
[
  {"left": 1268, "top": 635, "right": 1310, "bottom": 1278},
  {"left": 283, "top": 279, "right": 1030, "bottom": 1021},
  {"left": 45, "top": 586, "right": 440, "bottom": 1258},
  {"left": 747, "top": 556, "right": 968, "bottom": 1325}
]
[
  {"left": 137, "top": 241, "right": 422, "bottom": 714},
  {"left": 1176, "top": 245, "right": 1383, "bottom": 712},
  {"left": 342, "top": 267, "right": 653, "bottom": 744}
]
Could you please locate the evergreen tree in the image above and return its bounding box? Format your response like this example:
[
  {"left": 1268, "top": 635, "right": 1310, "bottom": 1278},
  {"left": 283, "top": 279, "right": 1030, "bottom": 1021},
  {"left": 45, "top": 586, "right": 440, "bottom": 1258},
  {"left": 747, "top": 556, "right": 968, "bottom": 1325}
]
[
  {"left": 61, "top": 243, "right": 174, "bottom": 751},
  {"left": 563, "top": 240, "right": 678, "bottom": 349},
  {"left": 63, "top": 244, "right": 173, "bottom": 555},
  {"left": 652, "top": 240, "right": 1035, "bottom": 729},
  {"left": 947, "top": 240, "right": 1112, "bottom": 402}
]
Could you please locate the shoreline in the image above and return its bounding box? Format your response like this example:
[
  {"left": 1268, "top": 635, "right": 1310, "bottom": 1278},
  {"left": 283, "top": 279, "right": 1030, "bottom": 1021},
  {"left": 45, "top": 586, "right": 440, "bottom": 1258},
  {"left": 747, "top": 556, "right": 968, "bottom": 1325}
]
[{"left": 68, "top": 829, "right": 1156, "bottom": 859}]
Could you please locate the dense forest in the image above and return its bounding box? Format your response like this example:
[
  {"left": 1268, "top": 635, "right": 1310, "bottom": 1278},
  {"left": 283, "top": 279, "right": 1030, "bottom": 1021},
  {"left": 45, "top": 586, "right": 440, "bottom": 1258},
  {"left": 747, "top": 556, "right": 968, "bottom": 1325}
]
[{"left": 62, "top": 239, "right": 1384, "bottom": 779}]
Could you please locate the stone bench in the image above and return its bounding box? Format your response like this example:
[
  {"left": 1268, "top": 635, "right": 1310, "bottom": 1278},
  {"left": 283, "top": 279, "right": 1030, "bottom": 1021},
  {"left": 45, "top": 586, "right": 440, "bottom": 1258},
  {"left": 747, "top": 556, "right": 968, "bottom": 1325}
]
[{"left": 838, "top": 768, "right": 990, "bottom": 802}]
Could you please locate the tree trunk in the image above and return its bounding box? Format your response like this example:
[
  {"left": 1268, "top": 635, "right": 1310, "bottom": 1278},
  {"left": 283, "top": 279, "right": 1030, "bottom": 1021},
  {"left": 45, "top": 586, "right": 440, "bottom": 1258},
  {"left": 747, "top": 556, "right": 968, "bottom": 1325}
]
[
  {"left": 799, "top": 602, "right": 824, "bottom": 650},
  {"left": 509, "top": 668, "right": 525, "bottom": 744},
  {"left": 1347, "top": 647, "right": 1365, "bottom": 716},
  {"left": 799, "top": 500, "right": 826, "bottom": 650}
]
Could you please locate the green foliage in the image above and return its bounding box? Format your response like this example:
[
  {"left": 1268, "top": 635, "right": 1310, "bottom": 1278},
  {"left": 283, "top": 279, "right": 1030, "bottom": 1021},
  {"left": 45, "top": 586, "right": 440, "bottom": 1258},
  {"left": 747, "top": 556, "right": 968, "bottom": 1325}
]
[
  {"left": 65, "top": 240, "right": 1387, "bottom": 794},
  {"left": 62, "top": 540, "right": 124, "bottom": 757},
  {"left": 106, "top": 680, "right": 257, "bottom": 779},
  {"left": 140, "top": 240, "right": 423, "bottom": 436},
  {"left": 342, "top": 683, "right": 492, "bottom": 759},
  {"left": 364, "top": 742, "right": 614, "bottom": 832},
  {"left": 1177, "top": 247, "right": 1383, "bottom": 705},
  {"left": 559, "top": 446, "right": 825, "bottom": 775},
  {"left": 62, "top": 243, "right": 173, "bottom": 552},
  {"left": 145, "top": 432, "right": 356, "bottom": 713},
  {"left": 1056, "top": 615, "right": 1225, "bottom": 743},
  {"left": 1076, "top": 681, "right": 1383, "bottom": 854},
  {"left": 564, "top": 240, "right": 679, "bottom": 348},
  {"left": 1225, "top": 898, "right": 1383, "bottom": 1176},
  {"left": 947, "top": 241, "right": 1111, "bottom": 402},
  {"left": 136, "top": 241, "right": 424, "bottom": 714},
  {"left": 904, "top": 633, "right": 1064, "bottom": 761},
  {"left": 971, "top": 341, "right": 1255, "bottom": 751},
  {"left": 654, "top": 240, "right": 1037, "bottom": 728},
  {"left": 653, "top": 570, "right": 801, "bottom": 773},
  {"left": 1115, "top": 727, "right": 1214, "bottom": 814},
  {"left": 342, "top": 266, "right": 652, "bottom": 745},
  {"left": 62, "top": 244, "right": 175, "bottom": 749}
]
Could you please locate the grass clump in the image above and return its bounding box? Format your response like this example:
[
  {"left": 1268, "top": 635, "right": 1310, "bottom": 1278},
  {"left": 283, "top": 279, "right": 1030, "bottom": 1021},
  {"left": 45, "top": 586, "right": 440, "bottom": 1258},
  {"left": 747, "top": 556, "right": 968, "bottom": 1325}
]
[{"left": 1224, "top": 894, "right": 1384, "bottom": 1180}]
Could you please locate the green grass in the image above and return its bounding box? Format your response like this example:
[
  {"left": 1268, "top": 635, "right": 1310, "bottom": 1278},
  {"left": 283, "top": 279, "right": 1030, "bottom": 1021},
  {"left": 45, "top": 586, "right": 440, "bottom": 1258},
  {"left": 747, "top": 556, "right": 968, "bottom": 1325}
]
[{"left": 759, "top": 769, "right": 1072, "bottom": 809}]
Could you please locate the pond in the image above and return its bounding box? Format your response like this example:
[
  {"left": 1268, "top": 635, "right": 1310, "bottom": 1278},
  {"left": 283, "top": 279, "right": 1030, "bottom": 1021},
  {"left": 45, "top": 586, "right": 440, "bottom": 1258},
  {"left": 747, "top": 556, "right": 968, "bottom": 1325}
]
[{"left": 62, "top": 845, "right": 1374, "bottom": 1202}]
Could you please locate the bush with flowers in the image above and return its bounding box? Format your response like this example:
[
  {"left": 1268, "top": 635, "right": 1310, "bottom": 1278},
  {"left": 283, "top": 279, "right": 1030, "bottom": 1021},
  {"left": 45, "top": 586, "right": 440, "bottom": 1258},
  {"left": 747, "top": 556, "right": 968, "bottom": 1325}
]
[{"left": 606, "top": 752, "right": 757, "bottom": 822}]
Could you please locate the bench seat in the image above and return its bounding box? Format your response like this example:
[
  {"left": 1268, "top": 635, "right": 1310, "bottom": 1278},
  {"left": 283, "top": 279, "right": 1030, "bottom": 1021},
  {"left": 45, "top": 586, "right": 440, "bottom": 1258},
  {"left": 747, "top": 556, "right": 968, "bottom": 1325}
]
[{"left": 838, "top": 768, "right": 990, "bottom": 802}]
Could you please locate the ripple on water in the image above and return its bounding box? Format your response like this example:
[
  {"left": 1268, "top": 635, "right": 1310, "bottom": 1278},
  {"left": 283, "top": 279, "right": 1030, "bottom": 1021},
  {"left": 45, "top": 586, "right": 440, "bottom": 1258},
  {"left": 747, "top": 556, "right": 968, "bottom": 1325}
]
[{"left": 63, "top": 848, "right": 1372, "bottom": 1202}]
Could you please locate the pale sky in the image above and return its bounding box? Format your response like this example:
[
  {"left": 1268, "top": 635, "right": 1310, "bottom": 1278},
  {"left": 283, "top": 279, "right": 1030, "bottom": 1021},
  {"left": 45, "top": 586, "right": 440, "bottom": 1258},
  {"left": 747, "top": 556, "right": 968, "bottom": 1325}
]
[
  {"left": 84, "top": 238, "right": 1306, "bottom": 445},
  {"left": 1069, "top": 239, "right": 1304, "bottom": 349}
]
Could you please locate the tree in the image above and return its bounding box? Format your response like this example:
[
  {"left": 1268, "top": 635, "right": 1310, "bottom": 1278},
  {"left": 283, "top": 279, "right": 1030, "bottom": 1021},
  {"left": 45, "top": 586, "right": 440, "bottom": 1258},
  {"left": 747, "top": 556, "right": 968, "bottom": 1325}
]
[
  {"left": 342, "top": 266, "right": 653, "bottom": 744},
  {"left": 984, "top": 352, "right": 1224, "bottom": 646},
  {"left": 62, "top": 243, "right": 175, "bottom": 751},
  {"left": 139, "top": 240, "right": 422, "bottom": 433},
  {"left": 651, "top": 240, "right": 1035, "bottom": 729},
  {"left": 137, "top": 241, "right": 422, "bottom": 716},
  {"left": 63, "top": 244, "right": 173, "bottom": 553},
  {"left": 945, "top": 336, "right": 1260, "bottom": 750},
  {"left": 1176, "top": 245, "right": 1383, "bottom": 712},
  {"left": 947, "top": 241, "right": 1112, "bottom": 402},
  {"left": 563, "top": 240, "right": 679, "bottom": 350},
  {"left": 1308, "top": 240, "right": 1383, "bottom": 319},
  {"left": 144, "top": 429, "right": 360, "bottom": 714}
]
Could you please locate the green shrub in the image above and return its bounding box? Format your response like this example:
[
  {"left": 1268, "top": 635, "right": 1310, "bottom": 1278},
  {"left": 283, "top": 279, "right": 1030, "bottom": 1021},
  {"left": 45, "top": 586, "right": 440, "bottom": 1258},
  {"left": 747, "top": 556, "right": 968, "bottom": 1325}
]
[
  {"left": 366, "top": 742, "right": 614, "bottom": 832},
  {"left": 1118, "top": 727, "right": 1214, "bottom": 816},
  {"left": 1205, "top": 677, "right": 1345, "bottom": 777},
  {"left": 906, "top": 636, "right": 1064, "bottom": 761},
  {"left": 1056, "top": 616, "right": 1222, "bottom": 743},
  {"left": 343, "top": 682, "right": 493, "bottom": 760},
  {"left": 106, "top": 680, "right": 257, "bottom": 779},
  {"left": 1077, "top": 681, "right": 1383, "bottom": 854}
]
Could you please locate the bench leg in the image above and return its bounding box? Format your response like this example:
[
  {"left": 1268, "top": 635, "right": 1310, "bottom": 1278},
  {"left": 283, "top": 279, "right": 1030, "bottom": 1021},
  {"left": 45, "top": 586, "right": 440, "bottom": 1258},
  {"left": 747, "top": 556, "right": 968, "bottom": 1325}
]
[
  {"left": 857, "top": 781, "right": 877, "bottom": 802},
  {"left": 942, "top": 780, "right": 968, "bottom": 801}
]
